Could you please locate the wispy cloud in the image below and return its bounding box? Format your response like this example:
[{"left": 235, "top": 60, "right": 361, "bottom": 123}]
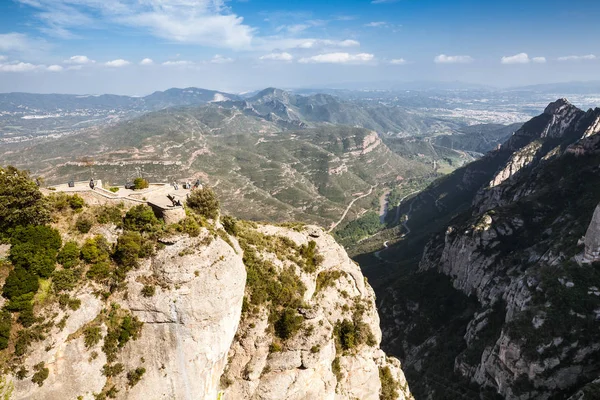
[
  {"left": 365, "top": 21, "right": 387, "bottom": 27},
  {"left": 162, "top": 60, "right": 194, "bottom": 66},
  {"left": 501, "top": 53, "right": 546, "bottom": 64},
  {"left": 139, "top": 58, "right": 154, "bottom": 65},
  {"left": 46, "top": 65, "right": 64, "bottom": 72},
  {"left": 0, "top": 62, "right": 40, "bottom": 72},
  {"left": 557, "top": 54, "right": 597, "bottom": 61},
  {"left": 104, "top": 59, "right": 131, "bottom": 67},
  {"left": 18, "top": 0, "right": 255, "bottom": 49},
  {"left": 0, "top": 32, "right": 49, "bottom": 58},
  {"left": 390, "top": 58, "right": 407, "bottom": 65},
  {"left": 434, "top": 54, "right": 474, "bottom": 64},
  {"left": 259, "top": 52, "right": 294, "bottom": 61},
  {"left": 299, "top": 52, "right": 374, "bottom": 64},
  {"left": 64, "top": 55, "right": 95, "bottom": 64},
  {"left": 371, "top": 0, "right": 399, "bottom": 4},
  {"left": 211, "top": 54, "right": 234, "bottom": 64}
]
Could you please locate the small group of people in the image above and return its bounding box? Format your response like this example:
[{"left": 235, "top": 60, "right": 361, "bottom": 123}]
[{"left": 172, "top": 179, "right": 202, "bottom": 190}]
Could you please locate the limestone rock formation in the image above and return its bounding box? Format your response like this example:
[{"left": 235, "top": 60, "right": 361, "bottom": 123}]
[
  {"left": 2, "top": 223, "right": 410, "bottom": 400},
  {"left": 583, "top": 203, "right": 600, "bottom": 263}
]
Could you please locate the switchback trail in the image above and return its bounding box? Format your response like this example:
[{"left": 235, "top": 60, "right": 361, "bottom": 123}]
[{"left": 328, "top": 185, "right": 375, "bottom": 233}]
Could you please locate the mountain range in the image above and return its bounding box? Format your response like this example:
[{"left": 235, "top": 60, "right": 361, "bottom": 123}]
[
  {"left": 0, "top": 87, "right": 516, "bottom": 228},
  {"left": 359, "top": 98, "right": 600, "bottom": 399}
]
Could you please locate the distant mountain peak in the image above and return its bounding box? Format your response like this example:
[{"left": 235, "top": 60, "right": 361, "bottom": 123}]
[
  {"left": 544, "top": 98, "right": 574, "bottom": 115},
  {"left": 250, "top": 87, "right": 292, "bottom": 102}
]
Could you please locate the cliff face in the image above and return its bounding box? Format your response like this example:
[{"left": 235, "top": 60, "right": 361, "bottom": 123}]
[
  {"left": 413, "top": 100, "right": 600, "bottom": 399},
  {"left": 221, "top": 225, "right": 411, "bottom": 400},
  {"left": 1, "top": 220, "right": 411, "bottom": 400}
]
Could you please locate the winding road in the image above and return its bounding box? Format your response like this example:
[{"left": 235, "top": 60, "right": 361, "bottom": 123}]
[{"left": 328, "top": 185, "right": 375, "bottom": 233}]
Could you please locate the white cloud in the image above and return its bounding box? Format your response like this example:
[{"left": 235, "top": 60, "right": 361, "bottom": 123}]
[
  {"left": 390, "top": 58, "right": 407, "bottom": 65},
  {"left": 211, "top": 54, "right": 234, "bottom": 64},
  {"left": 365, "top": 21, "right": 387, "bottom": 27},
  {"left": 296, "top": 39, "right": 360, "bottom": 49},
  {"left": 0, "top": 33, "right": 37, "bottom": 52},
  {"left": 0, "top": 62, "right": 40, "bottom": 72},
  {"left": 557, "top": 54, "right": 597, "bottom": 61},
  {"left": 140, "top": 58, "right": 154, "bottom": 65},
  {"left": 104, "top": 59, "right": 131, "bottom": 67},
  {"left": 64, "top": 55, "right": 95, "bottom": 64},
  {"left": 434, "top": 54, "right": 474, "bottom": 64},
  {"left": 18, "top": 0, "right": 255, "bottom": 50},
  {"left": 371, "top": 0, "right": 399, "bottom": 4},
  {"left": 46, "top": 64, "right": 63, "bottom": 72},
  {"left": 260, "top": 52, "right": 293, "bottom": 61},
  {"left": 532, "top": 57, "right": 546, "bottom": 63},
  {"left": 501, "top": 53, "right": 531, "bottom": 64},
  {"left": 0, "top": 55, "right": 6, "bottom": 62},
  {"left": 162, "top": 60, "right": 194, "bottom": 66},
  {"left": 298, "top": 52, "right": 374, "bottom": 64}
]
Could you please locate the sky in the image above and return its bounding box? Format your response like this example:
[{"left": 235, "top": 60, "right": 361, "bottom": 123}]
[{"left": 0, "top": 0, "right": 599, "bottom": 94}]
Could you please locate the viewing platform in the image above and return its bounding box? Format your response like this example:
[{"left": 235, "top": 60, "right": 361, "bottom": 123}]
[{"left": 42, "top": 180, "right": 193, "bottom": 224}]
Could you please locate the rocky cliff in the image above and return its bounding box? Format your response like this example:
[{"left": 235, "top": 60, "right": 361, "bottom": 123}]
[
  {"left": 374, "top": 99, "right": 600, "bottom": 399},
  {"left": 0, "top": 189, "right": 411, "bottom": 400}
]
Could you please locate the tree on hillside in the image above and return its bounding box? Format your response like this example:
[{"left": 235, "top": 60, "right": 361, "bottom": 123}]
[
  {"left": 187, "top": 187, "right": 220, "bottom": 220},
  {"left": 0, "top": 166, "right": 51, "bottom": 236}
]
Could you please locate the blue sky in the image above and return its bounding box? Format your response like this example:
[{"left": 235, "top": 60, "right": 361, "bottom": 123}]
[{"left": 0, "top": 0, "right": 599, "bottom": 94}]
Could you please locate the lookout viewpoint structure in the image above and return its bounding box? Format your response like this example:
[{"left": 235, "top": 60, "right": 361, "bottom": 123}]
[{"left": 42, "top": 180, "right": 193, "bottom": 224}]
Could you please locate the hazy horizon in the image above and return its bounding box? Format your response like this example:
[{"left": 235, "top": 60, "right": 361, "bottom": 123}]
[{"left": 1, "top": 0, "right": 600, "bottom": 94}]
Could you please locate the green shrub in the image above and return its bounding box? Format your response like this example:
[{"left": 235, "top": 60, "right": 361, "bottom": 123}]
[
  {"left": 80, "top": 236, "right": 111, "bottom": 264},
  {"left": 31, "top": 362, "right": 49, "bottom": 386},
  {"left": 2, "top": 267, "right": 39, "bottom": 302},
  {"left": 186, "top": 187, "right": 220, "bottom": 220},
  {"left": 102, "top": 363, "right": 124, "bottom": 377},
  {"left": 177, "top": 217, "right": 200, "bottom": 237},
  {"left": 379, "top": 366, "right": 399, "bottom": 400},
  {"left": 332, "top": 357, "right": 342, "bottom": 382},
  {"left": 315, "top": 270, "right": 343, "bottom": 292},
  {"left": 269, "top": 342, "right": 282, "bottom": 353},
  {"left": 0, "top": 166, "right": 51, "bottom": 235},
  {"left": 96, "top": 205, "right": 123, "bottom": 225},
  {"left": 123, "top": 205, "right": 161, "bottom": 232},
  {"left": 57, "top": 241, "right": 80, "bottom": 268},
  {"left": 298, "top": 240, "right": 323, "bottom": 273},
  {"left": 334, "top": 319, "right": 356, "bottom": 350},
  {"left": 14, "top": 329, "right": 32, "bottom": 356},
  {"left": 113, "top": 231, "right": 142, "bottom": 268},
  {"left": 127, "top": 367, "right": 146, "bottom": 387},
  {"left": 75, "top": 216, "right": 93, "bottom": 233},
  {"left": 102, "top": 313, "right": 143, "bottom": 363},
  {"left": 9, "top": 225, "right": 61, "bottom": 278},
  {"left": 222, "top": 215, "right": 238, "bottom": 236},
  {"left": 84, "top": 326, "right": 102, "bottom": 348},
  {"left": 69, "top": 194, "right": 85, "bottom": 210},
  {"left": 109, "top": 187, "right": 119, "bottom": 193},
  {"left": 133, "top": 178, "right": 149, "bottom": 190},
  {"left": 274, "top": 308, "right": 303, "bottom": 340},
  {"left": 52, "top": 268, "right": 80, "bottom": 292},
  {"left": 141, "top": 285, "right": 155, "bottom": 297},
  {"left": 16, "top": 367, "right": 27, "bottom": 380},
  {"left": 17, "top": 302, "right": 36, "bottom": 327},
  {"left": 0, "top": 311, "right": 11, "bottom": 350}
]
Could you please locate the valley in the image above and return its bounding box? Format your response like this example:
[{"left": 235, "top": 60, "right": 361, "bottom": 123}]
[{"left": 2, "top": 86, "right": 600, "bottom": 400}]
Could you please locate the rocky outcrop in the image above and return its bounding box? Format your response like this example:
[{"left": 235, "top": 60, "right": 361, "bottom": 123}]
[
  {"left": 221, "top": 225, "right": 412, "bottom": 400},
  {"left": 393, "top": 99, "right": 600, "bottom": 399},
  {"left": 583, "top": 203, "right": 600, "bottom": 263},
  {"left": 3, "top": 223, "right": 411, "bottom": 400}
]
